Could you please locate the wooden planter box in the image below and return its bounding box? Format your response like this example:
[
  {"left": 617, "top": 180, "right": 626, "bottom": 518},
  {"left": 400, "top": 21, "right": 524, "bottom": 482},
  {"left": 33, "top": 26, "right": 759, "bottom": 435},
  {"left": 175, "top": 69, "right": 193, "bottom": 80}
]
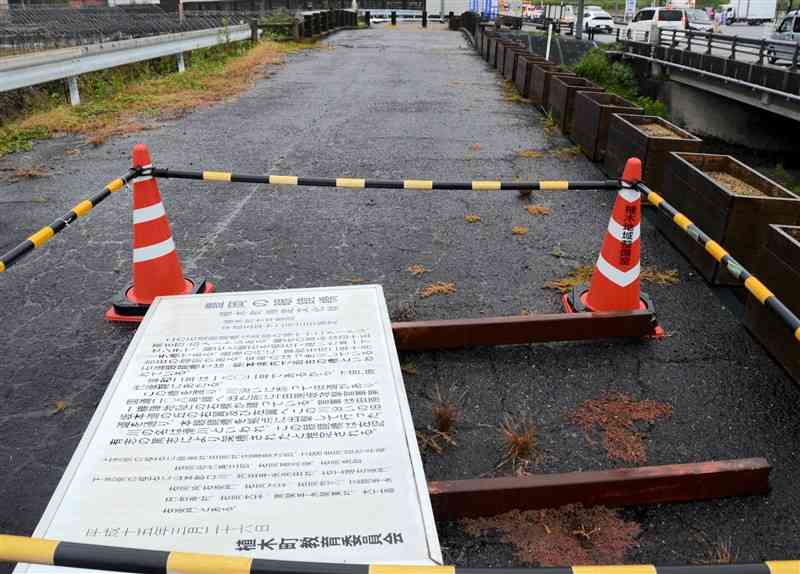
[
  {"left": 603, "top": 114, "right": 701, "bottom": 191},
  {"left": 656, "top": 152, "right": 800, "bottom": 285},
  {"left": 744, "top": 225, "right": 800, "bottom": 382},
  {"left": 514, "top": 53, "right": 547, "bottom": 98},
  {"left": 529, "top": 64, "right": 575, "bottom": 107},
  {"left": 571, "top": 92, "right": 644, "bottom": 162},
  {"left": 487, "top": 35, "right": 497, "bottom": 65},
  {"left": 503, "top": 47, "right": 528, "bottom": 82},
  {"left": 546, "top": 76, "right": 604, "bottom": 136},
  {"left": 497, "top": 40, "right": 517, "bottom": 74}
]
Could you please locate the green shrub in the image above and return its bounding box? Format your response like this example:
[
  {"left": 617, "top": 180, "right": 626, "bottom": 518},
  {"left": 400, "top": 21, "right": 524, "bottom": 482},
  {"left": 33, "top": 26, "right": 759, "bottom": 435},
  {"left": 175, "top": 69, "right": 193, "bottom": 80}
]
[
  {"left": 574, "top": 48, "right": 667, "bottom": 118},
  {"left": 0, "top": 126, "right": 51, "bottom": 156}
]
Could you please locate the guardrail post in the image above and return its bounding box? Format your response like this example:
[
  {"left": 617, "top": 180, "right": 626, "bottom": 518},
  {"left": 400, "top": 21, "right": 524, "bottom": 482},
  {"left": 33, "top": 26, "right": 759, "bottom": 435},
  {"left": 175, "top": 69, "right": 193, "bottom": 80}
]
[
  {"left": 422, "top": 9, "right": 427, "bottom": 27},
  {"left": 706, "top": 32, "right": 712, "bottom": 55},
  {"left": 757, "top": 38, "right": 765, "bottom": 65},
  {"left": 729, "top": 36, "right": 737, "bottom": 60},
  {"left": 176, "top": 52, "right": 185, "bottom": 73},
  {"left": 250, "top": 19, "right": 259, "bottom": 42},
  {"left": 365, "top": 10, "right": 371, "bottom": 25},
  {"left": 65, "top": 76, "right": 80, "bottom": 106},
  {"left": 304, "top": 13, "right": 312, "bottom": 38},
  {"left": 791, "top": 43, "right": 799, "bottom": 72},
  {"left": 650, "top": 25, "right": 662, "bottom": 76},
  {"left": 391, "top": 10, "right": 396, "bottom": 25}
]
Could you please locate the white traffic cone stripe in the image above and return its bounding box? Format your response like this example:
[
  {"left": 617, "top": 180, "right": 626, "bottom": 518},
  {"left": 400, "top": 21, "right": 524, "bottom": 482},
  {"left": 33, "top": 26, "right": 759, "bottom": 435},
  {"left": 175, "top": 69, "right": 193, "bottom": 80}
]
[
  {"left": 596, "top": 254, "right": 640, "bottom": 287},
  {"left": 607, "top": 218, "right": 640, "bottom": 243},
  {"left": 133, "top": 202, "right": 166, "bottom": 224},
  {"left": 131, "top": 164, "right": 154, "bottom": 184},
  {"left": 133, "top": 237, "right": 176, "bottom": 263},
  {"left": 618, "top": 188, "right": 640, "bottom": 203}
]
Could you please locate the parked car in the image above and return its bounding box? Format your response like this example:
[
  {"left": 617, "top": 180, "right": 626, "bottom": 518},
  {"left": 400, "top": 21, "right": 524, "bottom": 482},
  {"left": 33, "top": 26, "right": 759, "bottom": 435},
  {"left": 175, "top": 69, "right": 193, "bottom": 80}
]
[
  {"left": 767, "top": 10, "right": 800, "bottom": 64},
  {"left": 559, "top": 4, "right": 577, "bottom": 24},
  {"left": 625, "top": 7, "right": 688, "bottom": 41},
  {"left": 685, "top": 8, "right": 714, "bottom": 31},
  {"left": 583, "top": 8, "right": 614, "bottom": 32}
]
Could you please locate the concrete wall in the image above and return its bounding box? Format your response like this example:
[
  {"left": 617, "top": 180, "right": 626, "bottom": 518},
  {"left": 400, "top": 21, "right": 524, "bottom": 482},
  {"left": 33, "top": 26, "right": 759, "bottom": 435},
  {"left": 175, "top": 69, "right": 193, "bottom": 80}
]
[{"left": 661, "top": 81, "right": 796, "bottom": 152}]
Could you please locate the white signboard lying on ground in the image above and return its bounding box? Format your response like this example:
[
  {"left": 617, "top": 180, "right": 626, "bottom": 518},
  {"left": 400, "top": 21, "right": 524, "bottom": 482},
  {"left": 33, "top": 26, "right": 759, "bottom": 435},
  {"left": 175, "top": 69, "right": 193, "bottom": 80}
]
[{"left": 19, "top": 285, "right": 441, "bottom": 573}]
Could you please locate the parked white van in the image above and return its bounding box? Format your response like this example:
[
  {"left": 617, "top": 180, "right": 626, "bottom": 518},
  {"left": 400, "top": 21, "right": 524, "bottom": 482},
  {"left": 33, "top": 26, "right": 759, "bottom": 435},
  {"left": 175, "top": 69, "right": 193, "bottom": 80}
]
[{"left": 625, "top": 7, "right": 687, "bottom": 41}]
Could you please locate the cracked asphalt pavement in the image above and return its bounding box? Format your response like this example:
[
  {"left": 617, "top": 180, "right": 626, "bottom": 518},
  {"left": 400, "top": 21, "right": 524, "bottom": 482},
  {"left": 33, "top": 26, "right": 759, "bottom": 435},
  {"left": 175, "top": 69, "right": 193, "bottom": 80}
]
[{"left": 1, "top": 22, "right": 799, "bottom": 572}]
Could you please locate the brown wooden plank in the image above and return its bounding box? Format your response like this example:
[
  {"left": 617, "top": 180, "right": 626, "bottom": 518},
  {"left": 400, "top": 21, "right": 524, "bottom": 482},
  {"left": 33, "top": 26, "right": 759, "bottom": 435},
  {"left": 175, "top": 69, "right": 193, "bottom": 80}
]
[
  {"left": 392, "top": 310, "right": 654, "bottom": 351},
  {"left": 427, "top": 458, "right": 770, "bottom": 521}
]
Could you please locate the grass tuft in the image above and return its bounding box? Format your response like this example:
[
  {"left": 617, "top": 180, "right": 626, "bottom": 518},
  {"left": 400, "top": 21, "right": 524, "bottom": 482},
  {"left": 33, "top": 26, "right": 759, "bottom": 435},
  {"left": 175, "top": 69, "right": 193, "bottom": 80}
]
[
  {"left": 502, "top": 80, "right": 529, "bottom": 104},
  {"left": 694, "top": 536, "right": 737, "bottom": 565},
  {"left": 1, "top": 39, "right": 310, "bottom": 156},
  {"left": 431, "top": 385, "right": 460, "bottom": 435},
  {"left": 498, "top": 415, "right": 538, "bottom": 471}
]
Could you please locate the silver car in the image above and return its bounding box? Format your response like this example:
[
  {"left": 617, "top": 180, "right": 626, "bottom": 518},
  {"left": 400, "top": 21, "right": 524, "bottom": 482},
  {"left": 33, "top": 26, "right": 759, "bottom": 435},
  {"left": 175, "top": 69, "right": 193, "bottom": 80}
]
[{"left": 767, "top": 11, "right": 800, "bottom": 64}]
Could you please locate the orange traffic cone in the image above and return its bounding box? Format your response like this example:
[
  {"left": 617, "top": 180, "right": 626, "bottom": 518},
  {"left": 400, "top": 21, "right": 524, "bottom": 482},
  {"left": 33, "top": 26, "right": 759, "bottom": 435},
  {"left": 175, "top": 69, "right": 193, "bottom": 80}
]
[
  {"left": 563, "top": 158, "right": 661, "bottom": 335},
  {"left": 106, "top": 144, "right": 213, "bottom": 323}
]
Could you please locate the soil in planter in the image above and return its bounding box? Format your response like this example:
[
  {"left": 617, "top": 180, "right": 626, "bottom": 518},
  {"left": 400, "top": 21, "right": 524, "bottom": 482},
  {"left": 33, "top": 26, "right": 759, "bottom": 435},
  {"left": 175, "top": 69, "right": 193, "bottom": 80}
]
[
  {"left": 704, "top": 171, "right": 770, "bottom": 198},
  {"left": 638, "top": 122, "right": 684, "bottom": 139}
]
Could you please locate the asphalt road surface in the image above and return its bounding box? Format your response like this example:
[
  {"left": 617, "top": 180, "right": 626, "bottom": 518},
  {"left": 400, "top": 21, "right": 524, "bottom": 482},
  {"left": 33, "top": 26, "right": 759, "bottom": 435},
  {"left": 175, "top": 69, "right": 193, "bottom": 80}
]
[{"left": 1, "top": 23, "right": 799, "bottom": 573}]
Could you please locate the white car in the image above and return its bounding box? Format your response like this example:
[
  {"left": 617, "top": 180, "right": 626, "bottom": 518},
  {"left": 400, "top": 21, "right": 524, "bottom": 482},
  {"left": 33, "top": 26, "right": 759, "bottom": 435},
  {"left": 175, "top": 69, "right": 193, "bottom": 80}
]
[
  {"left": 767, "top": 10, "right": 800, "bottom": 64},
  {"left": 583, "top": 8, "right": 614, "bottom": 32},
  {"left": 685, "top": 8, "right": 714, "bottom": 32},
  {"left": 625, "top": 7, "right": 688, "bottom": 42}
]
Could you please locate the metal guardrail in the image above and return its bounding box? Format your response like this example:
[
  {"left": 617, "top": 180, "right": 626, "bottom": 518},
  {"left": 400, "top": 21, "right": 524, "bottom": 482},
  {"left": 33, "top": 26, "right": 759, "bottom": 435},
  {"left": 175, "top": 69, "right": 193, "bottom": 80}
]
[
  {"left": 656, "top": 28, "right": 800, "bottom": 70},
  {"left": 0, "top": 24, "right": 251, "bottom": 94},
  {"left": 618, "top": 29, "right": 800, "bottom": 110},
  {"left": 0, "top": 6, "right": 241, "bottom": 57}
]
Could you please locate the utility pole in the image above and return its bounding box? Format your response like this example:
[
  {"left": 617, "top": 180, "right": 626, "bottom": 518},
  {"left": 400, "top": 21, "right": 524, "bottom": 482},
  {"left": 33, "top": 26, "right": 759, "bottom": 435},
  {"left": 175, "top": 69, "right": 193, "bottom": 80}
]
[{"left": 575, "top": 0, "right": 584, "bottom": 38}]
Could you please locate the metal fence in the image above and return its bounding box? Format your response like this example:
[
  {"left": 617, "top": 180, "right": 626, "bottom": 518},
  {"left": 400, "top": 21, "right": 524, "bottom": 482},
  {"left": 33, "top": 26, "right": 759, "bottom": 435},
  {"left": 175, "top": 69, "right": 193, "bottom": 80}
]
[{"left": 0, "top": 5, "right": 245, "bottom": 57}]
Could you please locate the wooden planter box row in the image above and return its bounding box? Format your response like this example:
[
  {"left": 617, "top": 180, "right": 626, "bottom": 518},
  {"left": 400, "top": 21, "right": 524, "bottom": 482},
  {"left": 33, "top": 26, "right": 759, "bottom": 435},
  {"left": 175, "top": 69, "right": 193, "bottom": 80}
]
[
  {"left": 547, "top": 75, "right": 603, "bottom": 136},
  {"left": 744, "top": 225, "right": 800, "bottom": 382},
  {"left": 604, "top": 114, "right": 702, "bottom": 192},
  {"left": 470, "top": 29, "right": 800, "bottom": 384},
  {"left": 657, "top": 153, "right": 800, "bottom": 284}
]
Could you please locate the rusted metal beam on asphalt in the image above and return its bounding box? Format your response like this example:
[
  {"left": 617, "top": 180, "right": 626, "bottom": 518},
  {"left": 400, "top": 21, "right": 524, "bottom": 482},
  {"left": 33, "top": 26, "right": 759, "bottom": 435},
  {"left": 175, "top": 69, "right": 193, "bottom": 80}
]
[
  {"left": 392, "top": 310, "right": 655, "bottom": 351},
  {"left": 427, "top": 458, "right": 771, "bottom": 520}
]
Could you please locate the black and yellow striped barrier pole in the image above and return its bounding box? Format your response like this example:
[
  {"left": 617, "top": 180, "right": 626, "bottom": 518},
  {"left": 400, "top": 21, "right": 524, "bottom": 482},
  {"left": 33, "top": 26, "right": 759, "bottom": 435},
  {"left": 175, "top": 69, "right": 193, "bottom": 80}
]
[
  {"left": 1, "top": 535, "right": 798, "bottom": 574},
  {"left": 0, "top": 170, "right": 137, "bottom": 273},
  {"left": 640, "top": 183, "right": 800, "bottom": 344},
  {"left": 150, "top": 168, "right": 621, "bottom": 192}
]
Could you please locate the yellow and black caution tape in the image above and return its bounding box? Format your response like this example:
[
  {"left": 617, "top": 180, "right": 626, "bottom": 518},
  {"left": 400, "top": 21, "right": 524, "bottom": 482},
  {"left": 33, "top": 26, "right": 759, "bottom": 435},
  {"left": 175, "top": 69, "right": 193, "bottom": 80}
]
[
  {"left": 1, "top": 535, "right": 798, "bottom": 574},
  {"left": 150, "top": 168, "right": 620, "bottom": 192},
  {"left": 0, "top": 171, "right": 136, "bottom": 273},
  {"left": 641, "top": 183, "right": 800, "bottom": 344}
]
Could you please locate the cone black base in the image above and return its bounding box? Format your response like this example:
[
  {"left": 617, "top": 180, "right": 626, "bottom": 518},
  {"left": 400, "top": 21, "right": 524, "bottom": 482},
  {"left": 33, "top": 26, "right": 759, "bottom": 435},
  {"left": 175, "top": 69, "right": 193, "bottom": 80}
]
[
  {"left": 106, "top": 277, "right": 214, "bottom": 323},
  {"left": 562, "top": 284, "right": 664, "bottom": 338}
]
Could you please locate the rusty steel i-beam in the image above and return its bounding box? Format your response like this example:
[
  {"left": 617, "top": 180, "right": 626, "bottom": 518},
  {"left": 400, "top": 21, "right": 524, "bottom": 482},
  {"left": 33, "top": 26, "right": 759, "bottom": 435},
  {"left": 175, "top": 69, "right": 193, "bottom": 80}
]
[
  {"left": 427, "top": 458, "right": 771, "bottom": 520},
  {"left": 391, "top": 310, "right": 656, "bottom": 351}
]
